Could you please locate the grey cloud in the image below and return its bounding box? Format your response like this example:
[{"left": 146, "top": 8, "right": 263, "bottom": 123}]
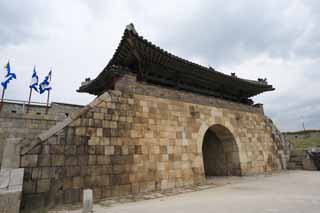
[
  {"left": 266, "top": 98, "right": 320, "bottom": 131},
  {"left": 0, "top": 1, "right": 48, "bottom": 47},
  {"left": 128, "top": 0, "right": 319, "bottom": 66}
]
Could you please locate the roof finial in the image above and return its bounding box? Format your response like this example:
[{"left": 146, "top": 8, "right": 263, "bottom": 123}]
[
  {"left": 209, "top": 66, "right": 215, "bottom": 71},
  {"left": 126, "top": 23, "right": 138, "bottom": 35},
  {"left": 258, "top": 78, "right": 268, "bottom": 84}
]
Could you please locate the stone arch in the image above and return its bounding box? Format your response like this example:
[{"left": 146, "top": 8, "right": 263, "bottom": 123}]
[{"left": 199, "top": 122, "right": 242, "bottom": 176}]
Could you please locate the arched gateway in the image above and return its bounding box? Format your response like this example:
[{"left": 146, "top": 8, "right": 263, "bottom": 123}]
[{"left": 202, "top": 124, "right": 241, "bottom": 176}]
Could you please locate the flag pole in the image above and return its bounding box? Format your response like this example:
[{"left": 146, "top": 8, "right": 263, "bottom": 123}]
[
  {"left": 0, "top": 87, "right": 5, "bottom": 112},
  {"left": 45, "top": 90, "right": 50, "bottom": 114},
  {"left": 45, "top": 68, "right": 52, "bottom": 114},
  {"left": 26, "top": 87, "right": 32, "bottom": 113}
]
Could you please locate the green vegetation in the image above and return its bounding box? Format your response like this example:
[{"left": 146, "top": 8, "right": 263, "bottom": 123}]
[{"left": 287, "top": 136, "right": 320, "bottom": 151}]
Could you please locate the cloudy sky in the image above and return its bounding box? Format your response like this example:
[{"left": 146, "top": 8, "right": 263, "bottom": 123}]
[{"left": 1, "top": 0, "right": 319, "bottom": 131}]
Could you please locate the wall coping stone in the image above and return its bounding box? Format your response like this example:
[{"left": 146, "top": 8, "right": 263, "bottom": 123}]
[
  {"left": 0, "top": 168, "right": 24, "bottom": 213},
  {"left": 0, "top": 168, "right": 24, "bottom": 192},
  {"left": 1, "top": 138, "right": 22, "bottom": 169}
]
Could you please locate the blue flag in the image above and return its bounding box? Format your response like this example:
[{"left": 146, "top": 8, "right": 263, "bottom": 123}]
[
  {"left": 1, "top": 61, "right": 17, "bottom": 90},
  {"left": 30, "top": 66, "right": 39, "bottom": 92},
  {"left": 39, "top": 70, "right": 52, "bottom": 94}
]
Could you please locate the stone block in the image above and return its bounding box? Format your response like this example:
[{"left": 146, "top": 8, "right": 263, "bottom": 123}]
[
  {"left": 37, "top": 154, "right": 51, "bottom": 167},
  {"left": 80, "top": 166, "right": 90, "bottom": 176},
  {"left": 94, "top": 112, "right": 104, "bottom": 120},
  {"left": 111, "top": 174, "right": 129, "bottom": 185},
  {"left": 103, "top": 128, "right": 111, "bottom": 137},
  {"left": 40, "top": 145, "right": 50, "bottom": 155},
  {"left": 86, "top": 127, "right": 96, "bottom": 137},
  {"left": 88, "top": 166, "right": 101, "bottom": 176},
  {"left": 140, "top": 181, "right": 156, "bottom": 193},
  {"left": 63, "top": 189, "right": 80, "bottom": 204},
  {"left": 63, "top": 177, "right": 73, "bottom": 189},
  {"left": 94, "top": 119, "right": 102, "bottom": 128},
  {"left": 110, "top": 155, "right": 133, "bottom": 165},
  {"left": 111, "top": 184, "right": 131, "bottom": 197},
  {"left": 23, "top": 168, "right": 32, "bottom": 179},
  {"left": 23, "top": 179, "right": 36, "bottom": 193},
  {"left": 102, "top": 186, "right": 112, "bottom": 198},
  {"left": 77, "top": 145, "right": 88, "bottom": 154},
  {"left": 105, "top": 146, "right": 114, "bottom": 155},
  {"left": 50, "top": 144, "right": 64, "bottom": 154},
  {"left": 88, "top": 155, "right": 97, "bottom": 165},
  {"left": 65, "top": 145, "right": 77, "bottom": 155},
  {"left": 96, "top": 128, "right": 103, "bottom": 137},
  {"left": 65, "top": 166, "right": 81, "bottom": 177},
  {"left": 114, "top": 145, "right": 122, "bottom": 154},
  {"left": 101, "top": 165, "right": 112, "bottom": 174},
  {"left": 88, "top": 146, "right": 95, "bottom": 154},
  {"left": 65, "top": 155, "right": 78, "bottom": 166},
  {"left": 21, "top": 155, "right": 38, "bottom": 168},
  {"left": 287, "top": 162, "right": 297, "bottom": 170},
  {"left": 302, "top": 159, "right": 317, "bottom": 171},
  {"left": 40, "top": 167, "right": 53, "bottom": 178},
  {"left": 53, "top": 167, "right": 64, "bottom": 178},
  {"left": 27, "top": 145, "right": 42, "bottom": 154},
  {"left": 73, "top": 176, "right": 84, "bottom": 188},
  {"left": 95, "top": 145, "right": 105, "bottom": 155},
  {"left": 82, "top": 189, "right": 93, "bottom": 213},
  {"left": 112, "top": 165, "right": 128, "bottom": 174},
  {"left": 97, "top": 155, "right": 110, "bottom": 165},
  {"left": 75, "top": 127, "right": 86, "bottom": 136},
  {"left": 93, "top": 187, "right": 102, "bottom": 199},
  {"left": 51, "top": 155, "right": 65, "bottom": 166},
  {"left": 101, "top": 137, "right": 110, "bottom": 145},
  {"left": 88, "top": 137, "right": 100, "bottom": 145},
  {"left": 31, "top": 168, "right": 41, "bottom": 179},
  {"left": 21, "top": 194, "right": 45, "bottom": 210},
  {"left": 134, "top": 145, "right": 142, "bottom": 154},
  {"left": 1, "top": 138, "right": 21, "bottom": 169},
  {"left": 99, "top": 175, "right": 110, "bottom": 186},
  {"left": 36, "top": 179, "right": 50, "bottom": 193},
  {"left": 0, "top": 169, "right": 23, "bottom": 212}
]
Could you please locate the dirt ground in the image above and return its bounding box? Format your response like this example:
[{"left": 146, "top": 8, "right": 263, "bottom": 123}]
[{"left": 53, "top": 170, "right": 320, "bottom": 213}]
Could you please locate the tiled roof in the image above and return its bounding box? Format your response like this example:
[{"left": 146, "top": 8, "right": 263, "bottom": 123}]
[{"left": 78, "top": 24, "right": 274, "bottom": 104}]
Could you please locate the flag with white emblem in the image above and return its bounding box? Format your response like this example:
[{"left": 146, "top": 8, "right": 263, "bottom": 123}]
[
  {"left": 1, "top": 61, "right": 16, "bottom": 90},
  {"left": 39, "top": 70, "right": 52, "bottom": 94},
  {"left": 30, "top": 66, "right": 39, "bottom": 92}
]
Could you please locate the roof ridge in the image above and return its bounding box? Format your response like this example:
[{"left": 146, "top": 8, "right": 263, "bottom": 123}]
[
  {"left": 126, "top": 26, "right": 270, "bottom": 87},
  {"left": 78, "top": 24, "right": 274, "bottom": 99}
]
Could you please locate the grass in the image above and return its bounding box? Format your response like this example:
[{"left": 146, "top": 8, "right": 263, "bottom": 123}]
[{"left": 288, "top": 136, "right": 320, "bottom": 151}]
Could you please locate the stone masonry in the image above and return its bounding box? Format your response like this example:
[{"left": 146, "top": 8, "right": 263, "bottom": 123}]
[
  {"left": 18, "top": 74, "right": 286, "bottom": 211},
  {"left": 0, "top": 102, "right": 83, "bottom": 166}
]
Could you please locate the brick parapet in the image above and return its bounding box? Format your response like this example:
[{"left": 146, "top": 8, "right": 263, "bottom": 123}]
[{"left": 115, "top": 74, "right": 264, "bottom": 115}]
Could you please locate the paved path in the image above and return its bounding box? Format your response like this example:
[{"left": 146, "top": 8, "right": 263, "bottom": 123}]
[{"left": 58, "top": 171, "right": 320, "bottom": 213}]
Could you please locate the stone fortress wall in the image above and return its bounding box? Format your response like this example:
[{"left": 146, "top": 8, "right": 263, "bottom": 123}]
[
  {"left": 17, "top": 74, "right": 287, "bottom": 211},
  {"left": 0, "top": 101, "right": 83, "bottom": 167}
]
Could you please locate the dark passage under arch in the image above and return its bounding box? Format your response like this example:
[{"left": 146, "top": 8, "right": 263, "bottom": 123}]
[{"left": 202, "top": 124, "right": 241, "bottom": 176}]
